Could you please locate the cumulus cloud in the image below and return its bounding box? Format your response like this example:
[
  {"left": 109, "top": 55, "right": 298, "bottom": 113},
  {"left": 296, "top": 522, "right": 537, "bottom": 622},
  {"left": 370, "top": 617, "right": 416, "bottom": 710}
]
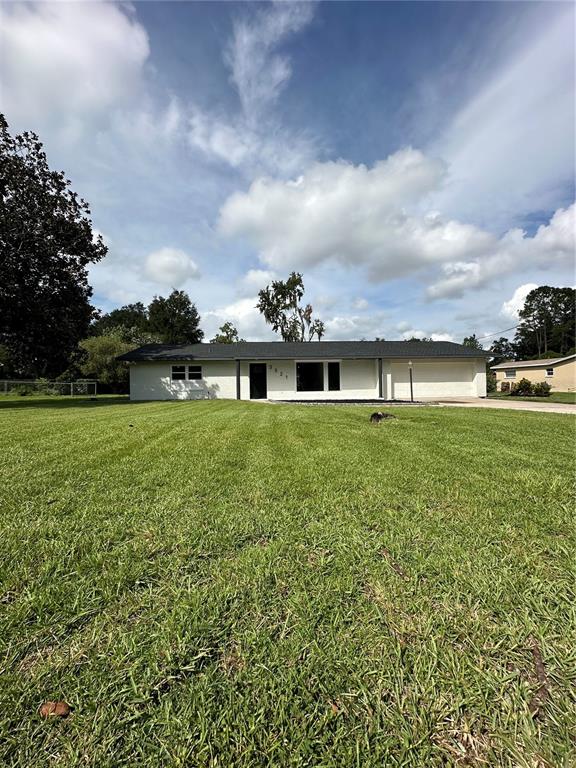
[
  {"left": 144, "top": 248, "right": 200, "bottom": 287},
  {"left": 188, "top": 3, "right": 318, "bottom": 175},
  {"left": 219, "top": 148, "right": 488, "bottom": 277},
  {"left": 401, "top": 330, "right": 454, "bottom": 342},
  {"left": 219, "top": 148, "right": 575, "bottom": 299},
  {"left": 501, "top": 283, "right": 539, "bottom": 320},
  {"left": 238, "top": 269, "right": 277, "bottom": 295},
  {"left": 427, "top": 204, "right": 575, "bottom": 299},
  {"left": 203, "top": 297, "right": 272, "bottom": 341},
  {"left": 0, "top": 2, "right": 149, "bottom": 133}
]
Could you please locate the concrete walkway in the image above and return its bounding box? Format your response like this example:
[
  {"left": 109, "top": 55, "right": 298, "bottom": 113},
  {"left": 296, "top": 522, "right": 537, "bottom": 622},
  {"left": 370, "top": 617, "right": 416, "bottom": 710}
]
[{"left": 432, "top": 397, "right": 576, "bottom": 415}]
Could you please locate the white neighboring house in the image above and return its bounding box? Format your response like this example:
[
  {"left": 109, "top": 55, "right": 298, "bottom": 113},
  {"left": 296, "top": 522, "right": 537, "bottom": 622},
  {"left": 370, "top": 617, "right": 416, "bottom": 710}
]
[{"left": 117, "top": 341, "right": 488, "bottom": 401}]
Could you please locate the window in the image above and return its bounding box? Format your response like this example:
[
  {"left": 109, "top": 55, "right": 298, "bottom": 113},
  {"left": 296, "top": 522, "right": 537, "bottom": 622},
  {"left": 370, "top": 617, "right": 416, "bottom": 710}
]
[
  {"left": 171, "top": 365, "right": 186, "bottom": 381},
  {"left": 546, "top": 368, "right": 554, "bottom": 377},
  {"left": 328, "top": 362, "right": 340, "bottom": 391},
  {"left": 188, "top": 365, "right": 202, "bottom": 380},
  {"left": 505, "top": 369, "right": 516, "bottom": 379},
  {"left": 296, "top": 362, "right": 324, "bottom": 391}
]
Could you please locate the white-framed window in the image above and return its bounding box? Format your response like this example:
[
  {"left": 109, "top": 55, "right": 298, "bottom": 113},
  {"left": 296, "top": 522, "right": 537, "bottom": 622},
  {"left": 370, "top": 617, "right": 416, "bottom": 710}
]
[
  {"left": 505, "top": 369, "right": 516, "bottom": 379},
  {"left": 171, "top": 365, "right": 203, "bottom": 381},
  {"left": 546, "top": 368, "right": 554, "bottom": 377}
]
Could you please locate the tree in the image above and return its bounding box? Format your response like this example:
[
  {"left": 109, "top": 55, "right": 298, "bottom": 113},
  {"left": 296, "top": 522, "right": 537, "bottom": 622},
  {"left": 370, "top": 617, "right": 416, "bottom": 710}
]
[
  {"left": 514, "top": 286, "right": 575, "bottom": 358},
  {"left": 0, "top": 115, "right": 106, "bottom": 376},
  {"left": 488, "top": 337, "right": 516, "bottom": 365},
  {"left": 462, "top": 334, "right": 484, "bottom": 350},
  {"left": 91, "top": 302, "right": 149, "bottom": 337},
  {"left": 148, "top": 290, "right": 204, "bottom": 344},
  {"left": 79, "top": 333, "right": 133, "bottom": 393},
  {"left": 406, "top": 336, "right": 433, "bottom": 342},
  {"left": 210, "top": 322, "right": 244, "bottom": 344},
  {"left": 104, "top": 325, "right": 161, "bottom": 346},
  {"left": 256, "top": 272, "right": 325, "bottom": 341}
]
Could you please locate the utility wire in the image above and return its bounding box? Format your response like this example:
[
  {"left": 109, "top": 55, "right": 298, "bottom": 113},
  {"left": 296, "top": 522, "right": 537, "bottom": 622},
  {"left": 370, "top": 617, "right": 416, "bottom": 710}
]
[{"left": 476, "top": 324, "right": 520, "bottom": 341}]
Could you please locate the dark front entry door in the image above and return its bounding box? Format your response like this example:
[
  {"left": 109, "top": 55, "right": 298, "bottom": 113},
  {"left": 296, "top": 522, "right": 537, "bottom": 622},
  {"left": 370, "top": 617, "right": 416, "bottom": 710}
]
[{"left": 249, "top": 363, "right": 267, "bottom": 399}]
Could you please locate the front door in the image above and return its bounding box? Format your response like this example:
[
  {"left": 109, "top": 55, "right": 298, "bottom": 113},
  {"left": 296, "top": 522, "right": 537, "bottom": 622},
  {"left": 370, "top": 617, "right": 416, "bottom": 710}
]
[{"left": 249, "top": 363, "right": 267, "bottom": 399}]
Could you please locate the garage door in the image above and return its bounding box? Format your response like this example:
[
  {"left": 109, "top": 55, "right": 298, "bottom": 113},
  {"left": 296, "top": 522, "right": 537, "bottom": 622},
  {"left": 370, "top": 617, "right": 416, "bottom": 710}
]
[{"left": 391, "top": 360, "right": 474, "bottom": 399}]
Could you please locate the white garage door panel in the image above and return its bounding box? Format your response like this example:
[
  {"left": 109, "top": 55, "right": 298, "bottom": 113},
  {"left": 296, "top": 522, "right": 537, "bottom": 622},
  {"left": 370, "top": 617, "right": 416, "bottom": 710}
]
[{"left": 391, "top": 361, "right": 474, "bottom": 399}]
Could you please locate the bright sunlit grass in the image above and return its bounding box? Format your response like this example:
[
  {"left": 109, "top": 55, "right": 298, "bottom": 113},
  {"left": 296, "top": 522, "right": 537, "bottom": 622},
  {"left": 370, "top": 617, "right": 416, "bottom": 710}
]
[{"left": 1, "top": 398, "right": 574, "bottom": 767}]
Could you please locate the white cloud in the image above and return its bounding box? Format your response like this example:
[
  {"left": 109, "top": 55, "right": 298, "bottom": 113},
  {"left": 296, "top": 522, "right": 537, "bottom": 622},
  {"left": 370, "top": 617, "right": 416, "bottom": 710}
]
[
  {"left": 226, "top": 2, "right": 315, "bottom": 120},
  {"left": 238, "top": 269, "right": 276, "bottom": 295},
  {"left": 324, "top": 313, "right": 388, "bottom": 341},
  {"left": 431, "top": 4, "right": 575, "bottom": 227},
  {"left": 220, "top": 149, "right": 574, "bottom": 299},
  {"left": 427, "top": 203, "right": 575, "bottom": 299},
  {"left": 352, "top": 298, "right": 369, "bottom": 310},
  {"left": 144, "top": 248, "right": 200, "bottom": 287},
  {"left": 188, "top": 3, "right": 318, "bottom": 176},
  {"left": 501, "top": 283, "right": 538, "bottom": 320},
  {"left": 219, "top": 148, "right": 490, "bottom": 277},
  {"left": 397, "top": 327, "right": 454, "bottom": 342},
  {"left": 0, "top": 2, "right": 149, "bottom": 134},
  {"left": 203, "top": 297, "right": 272, "bottom": 341}
]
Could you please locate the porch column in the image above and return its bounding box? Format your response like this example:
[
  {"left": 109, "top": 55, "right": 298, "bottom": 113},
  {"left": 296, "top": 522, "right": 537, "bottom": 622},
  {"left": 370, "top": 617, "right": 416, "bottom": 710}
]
[
  {"left": 378, "top": 358, "right": 383, "bottom": 398},
  {"left": 236, "top": 360, "right": 241, "bottom": 400}
]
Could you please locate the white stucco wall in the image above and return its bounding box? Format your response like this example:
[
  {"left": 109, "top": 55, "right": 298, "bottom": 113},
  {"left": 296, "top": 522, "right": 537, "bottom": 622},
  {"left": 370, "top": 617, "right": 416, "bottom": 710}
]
[
  {"left": 390, "top": 359, "right": 482, "bottom": 399},
  {"left": 261, "top": 358, "right": 379, "bottom": 400},
  {"left": 129, "top": 360, "right": 237, "bottom": 400},
  {"left": 473, "top": 358, "right": 487, "bottom": 397},
  {"left": 128, "top": 356, "right": 487, "bottom": 400}
]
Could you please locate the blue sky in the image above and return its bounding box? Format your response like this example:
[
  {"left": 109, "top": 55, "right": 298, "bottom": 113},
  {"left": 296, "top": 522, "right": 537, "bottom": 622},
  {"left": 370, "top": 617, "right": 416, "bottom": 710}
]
[{"left": 1, "top": 0, "right": 574, "bottom": 343}]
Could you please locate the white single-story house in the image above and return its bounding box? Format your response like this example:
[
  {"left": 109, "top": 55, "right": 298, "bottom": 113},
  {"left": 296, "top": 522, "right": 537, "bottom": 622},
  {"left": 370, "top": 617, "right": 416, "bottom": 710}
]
[
  {"left": 491, "top": 354, "right": 576, "bottom": 391},
  {"left": 117, "top": 341, "right": 488, "bottom": 401}
]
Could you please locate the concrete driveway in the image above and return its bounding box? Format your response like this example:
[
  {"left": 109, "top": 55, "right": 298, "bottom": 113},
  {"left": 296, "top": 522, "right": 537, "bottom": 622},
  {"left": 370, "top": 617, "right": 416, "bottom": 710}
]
[{"left": 431, "top": 397, "right": 576, "bottom": 415}]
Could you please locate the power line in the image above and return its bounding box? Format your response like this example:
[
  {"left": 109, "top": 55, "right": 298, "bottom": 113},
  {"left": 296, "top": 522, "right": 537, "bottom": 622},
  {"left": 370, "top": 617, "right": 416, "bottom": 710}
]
[{"left": 476, "top": 324, "right": 520, "bottom": 341}]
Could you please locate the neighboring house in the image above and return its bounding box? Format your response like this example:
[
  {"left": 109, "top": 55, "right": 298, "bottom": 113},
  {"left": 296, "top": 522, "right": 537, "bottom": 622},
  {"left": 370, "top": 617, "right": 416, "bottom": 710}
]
[
  {"left": 491, "top": 354, "right": 576, "bottom": 392},
  {"left": 117, "top": 340, "right": 488, "bottom": 401}
]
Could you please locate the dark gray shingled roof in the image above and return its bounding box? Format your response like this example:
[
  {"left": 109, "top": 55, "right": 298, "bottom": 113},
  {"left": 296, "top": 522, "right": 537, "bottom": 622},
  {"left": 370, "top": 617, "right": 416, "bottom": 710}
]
[{"left": 117, "top": 340, "right": 489, "bottom": 362}]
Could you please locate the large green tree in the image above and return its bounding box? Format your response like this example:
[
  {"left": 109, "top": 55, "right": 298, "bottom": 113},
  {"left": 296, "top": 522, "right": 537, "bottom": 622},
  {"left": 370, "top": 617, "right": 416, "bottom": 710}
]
[
  {"left": 91, "top": 302, "right": 149, "bottom": 337},
  {"left": 0, "top": 115, "right": 106, "bottom": 376},
  {"left": 148, "top": 290, "right": 204, "bottom": 344},
  {"left": 79, "top": 333, "right": 132, "bottom": 393},
  {"left": 514, "top": 286, "right": 575, "bottom": 358},
  {"left": 256, "top": 272, "right": 325, "bottom": 342}
]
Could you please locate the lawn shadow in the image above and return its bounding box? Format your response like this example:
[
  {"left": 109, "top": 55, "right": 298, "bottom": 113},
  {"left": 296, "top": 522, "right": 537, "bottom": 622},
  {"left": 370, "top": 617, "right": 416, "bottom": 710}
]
[{"left": 0, "top": 396, "right": 136, "bottom": 411}]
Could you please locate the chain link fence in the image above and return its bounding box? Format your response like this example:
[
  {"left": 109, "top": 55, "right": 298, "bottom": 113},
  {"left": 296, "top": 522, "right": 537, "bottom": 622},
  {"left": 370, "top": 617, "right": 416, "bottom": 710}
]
[{"left": 0, "top": 380, "right": 98, "bottom": 396}]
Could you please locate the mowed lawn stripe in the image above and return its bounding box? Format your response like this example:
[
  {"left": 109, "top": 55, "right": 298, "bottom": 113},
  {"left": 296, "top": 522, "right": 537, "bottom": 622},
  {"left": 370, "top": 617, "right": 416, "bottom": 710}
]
[{"left": 1, "top": 399, "right": 574, "bottom": 767}]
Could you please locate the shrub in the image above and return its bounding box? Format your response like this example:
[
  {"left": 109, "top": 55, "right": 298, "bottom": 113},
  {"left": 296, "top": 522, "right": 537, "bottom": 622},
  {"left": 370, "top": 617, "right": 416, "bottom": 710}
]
[
  {"left": 487, "top": 371, "right": 497, "bottom": 393},
  {"left": 532, "top": 381, "right": 551, "bottom": 397},
  {"left": 35, "top": 377, "right": 59, "bottom": 396},
  {"left": 11, "top": 384, "right": 34, "bottom": 396},
  {"left": 510, "top": 378, "right": 533, "bottom": 396},
  {"left": 500, "top": 381, "right": 510, "bottom": 393}
]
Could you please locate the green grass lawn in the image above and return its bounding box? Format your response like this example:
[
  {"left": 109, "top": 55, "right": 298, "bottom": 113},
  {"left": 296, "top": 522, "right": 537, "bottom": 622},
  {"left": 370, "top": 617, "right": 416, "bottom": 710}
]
[
  {"left": 489, "top": 391, "right": 576, "bottom": 404},
  {"left": 1, "top": 399, "right": 574, "bottom": 767}
]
